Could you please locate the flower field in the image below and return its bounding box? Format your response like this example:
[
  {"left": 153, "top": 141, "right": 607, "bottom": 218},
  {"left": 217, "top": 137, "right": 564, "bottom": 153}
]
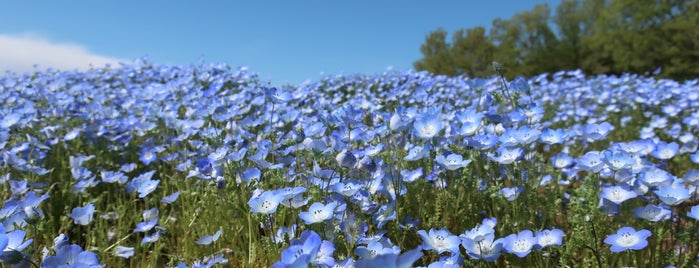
[{"left": 2, "top": 59, "right": 699, "bottom": 267}]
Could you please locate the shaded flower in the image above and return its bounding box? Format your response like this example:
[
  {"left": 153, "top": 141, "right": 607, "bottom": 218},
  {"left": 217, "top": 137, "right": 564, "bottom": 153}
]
[{"left": 69, "top": 203, "right": 95, "bottom": 226}]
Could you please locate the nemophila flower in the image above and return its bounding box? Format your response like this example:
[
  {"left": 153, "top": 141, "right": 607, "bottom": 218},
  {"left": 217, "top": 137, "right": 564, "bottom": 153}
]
[
  {"left": 389, "top": 106, "right": 415, "bottom": 131},
  {"left": 427, "top": 252, "right": 464, "bottom": 268},
  {"left": 355, "top": 240, "right": 399, "bottom": 259},
  {"left": 403, "top": 142, "right": 431, "bottom": 161},
  {"left": 435, "top": 152, "right": 471, "bottom": 171},
  {"left": 499, "top": 186, "right": 524, "bottom": 201},
  {"left": 650, "top": 141, "right": 679, "bottom": 160},
  {"left": 357, "top": 156, "right": 377, "bottom": 173},
  {"left": 654, "top": 183, "right": 690, "bottom": 206},
  {"left": 299, "top": 202, "right": 337, "bottom": 224},
  {"left": 401, "top": 167, "right": 423, "bottom": 183},
  {"left": 600, "top": 184, "right": 638, "bottom": 205},
  {"left": 462, "top": 233, "right": 504, "bottom": 262},
  {"left": 336, "top": 149, "right": 357, "bottom": 168},
  {"left": 141, "top": 227, "right": 164, "bottom": 244},
  {"left": 535, "top": 229, "right": 564, "bottom": 249},
  {"left": 638, "top": 167, "right": 674, "bottom": 188},
  {"left": 602, "top": 150, "right": 636, "bottom": 171},
  {"left": 0, "top": 226, "right": 33, "bottom": 264},
  {"left": 499, "top": 128, "right": 521, "bottom": 147},
  {"left": 353, "top": 247, "right": 422, "bottom": 268},
  {"left": 134, "top": 208, "right": 159, "bottom": 233},
  {"left": 125, "top": 170, "right": 160, "bottom": 198},
  {"left": 43, "top": 244, "right": 102, "bottom": 267},
  {"left": 634, "top": 204, "right": 671, "bottom": 222},
  {"left": 691, "top": 151, "right": 699, "bottom": 164},
  {"left": 514, "top": 126, "right": 541, "bottom": 145},
  {"left": 490, "top": 146, "right": 523, "bottom": 164},
  {"left": 621, "top": 138, "right": 656, "bottom": 156},
  {"left": 100, "top": 170, "right": 128, "bottom": 184},
  {"left": 604, "top": 226, "right": 651, "bottom": 253},
  {"left": 248, "top": 189, "right": 285, "bottom": 214},
  {"left": 576, "top": 151, "right": 605, "bottom": 173},
  {"left": 272, "top": 224, "right": 298, "bottom": 244},
  {"left": 161, "top": 191, "right": 179, "bottom": 204},
  {"left": 188, "top": 157, "right": 223, "bottom": 181},
  {"left": 114, "top": 246, "right": 134, "bottom": 259},
  {"left": 0, "top": 113, "right": 21, "bottom": 129},
  {"left": 460, "top": 127, "right": 487, "bottom": 145},
  {"left": 584, "top": 122, "right": 614, "bottom": 141},
  {"left": 399, "top": 216, "right": 419, "bottom": 230},
  {"left": 274, "top": 230, "right": 322, "bottom": 268},
  {"left": 688, "top": 205, "right": 699, "bottom": 220},
  {"left": 504, "top": 230, "right": 536, "bottom": 258},
  {"left": 139, "top": 146, "right": 159, "bottom": 166},
  {"left": 413, "top": 113, "right": 443, "bottom": 139},
  {"left": 373, "top": 202, "right": 396, "bottom": 229},
  {"left": 417, "top": 228, "right": 461, "bottom": 254},
  {"left": 550, "top": 152, "right": 574, "bottom": 169},
  {"left": 460, "top": 224, "right": 495, "bottom": 243},
  {"left": 69, "top": 203, "right": 95, "bottom": 226},
  {"left": 195, "top": 229, "right": 222, "bottom": 245}
]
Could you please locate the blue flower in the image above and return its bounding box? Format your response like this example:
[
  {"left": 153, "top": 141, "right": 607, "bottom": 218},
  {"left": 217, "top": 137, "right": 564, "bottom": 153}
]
[
  {"left": 125, "top": 170, "right": 160, "bottom": 198},
  {"left": 401, "top": 167, "right": 423, "bottom": 183},
  {"left": 504, "top": 230, "right": 536, "bottom": 258},
  {"left": 600, "top": 184, "right": 638, "bottom": 205},
  {"left": 535, "top": 229, "right": 564, "bottom": 249},
  {"left": 413, "top": 112, "right": 443, "bottom": 139},
  {"left": 650, "top": 141, "right": 679, "bottom": 160},
  {"left": 654, "top": 183, "right": 690, "bottom": 206},
  {"left": 417, "top": 228, "right": 461, "bottom": 254},
  {"left": 490, "top": 147, "right": 523, "bottom": 165},
  {"left": 540, "top": 128, "right": 567, "bottom": 144},
  {"left": 403, "top": 142, "right": 431, "bottom": 161},
  {"left": 638, "top": 167, "right": 674, "bottom": 188},
  {"left": 499, "top": 186, "right": 524, "bottom": 201},
  {"left": 114, "top": 246, "right": 134, "bottom": 259},
  {"left": 602, "top": 150, "right": 636, "bottom": 171},
  {"left": 576, "top": 151, "right": 605, "bottom": 173},
  {"left": 248, "top": 189, "right": 285, "bottom": 214},
  {"left": 604, "top": 226, "right": 651, "bottom": 252},
  {"left": 161, "top": 192, "right": 180, "bottom": 204},
  {"left": 688, "top": 205, "right": 699, "bottom": 220},
  {"left": 43, "top": 244, "right": 102, "bottom": 267},
  {"left": 195, "top": 229, "right": 222, "bottom": 245},
  {"left": 435, "top": 152, "right": 471, "bottom": 171},
  {"left": 299, "top": 202, "right": 337, "bottom": 224},
  {"left": 355, "top": 241, "right": 398, "bottom": 259},
  {"left": 336, "top": 150, "right": 357, "bottom": 168},
  {"left": 69, "top": 203, "right": 95, "bottom": 226},
  {"left": 353, "top": 247, "right": 422, "bottom": 268},
  {"left": 274, "top": 230, "right": 322, "bottom": 268},
  {"left": 461, "top": 233, "right": 503, "bottom": 262},
  {"left": 0, "top": 225, "right": 33, "bottom": 264},
  {"left": 583, "top": 122, "right": 614, "bottom": 141},
  {"left": 633, "top": 204, "right": 671, "bottom": 222}
]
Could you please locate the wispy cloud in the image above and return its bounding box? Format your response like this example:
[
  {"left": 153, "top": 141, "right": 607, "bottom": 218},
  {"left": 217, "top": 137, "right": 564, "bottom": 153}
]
[{"left": 0, "top": 33, "right": 125, "bottom": 74}]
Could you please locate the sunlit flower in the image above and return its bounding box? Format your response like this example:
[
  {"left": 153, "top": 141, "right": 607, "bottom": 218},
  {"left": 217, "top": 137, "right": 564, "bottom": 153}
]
[{"left": 604, "top": 226, "right": 651, "bottom": 252}]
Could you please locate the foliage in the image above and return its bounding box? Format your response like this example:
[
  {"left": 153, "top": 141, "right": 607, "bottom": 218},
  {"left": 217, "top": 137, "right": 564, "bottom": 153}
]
[{"left": 415, "top": 0, "right": 699, "bottom": 81}]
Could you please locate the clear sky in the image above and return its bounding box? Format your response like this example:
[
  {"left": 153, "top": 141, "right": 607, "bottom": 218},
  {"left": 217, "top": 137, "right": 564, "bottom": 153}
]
[{"left": 0, "top": 1, "right": 560, "bottom": 85}]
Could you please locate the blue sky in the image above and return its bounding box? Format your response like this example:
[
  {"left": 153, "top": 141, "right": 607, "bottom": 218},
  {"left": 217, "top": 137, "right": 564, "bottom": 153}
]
[{"left": 0, "top": 1, "right": 560, "bottom": 85}]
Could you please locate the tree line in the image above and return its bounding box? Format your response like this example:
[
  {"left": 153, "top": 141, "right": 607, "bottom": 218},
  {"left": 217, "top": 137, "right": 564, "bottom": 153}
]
[{"left": 414, "top": 0, "right": 699, "bottom": 80}]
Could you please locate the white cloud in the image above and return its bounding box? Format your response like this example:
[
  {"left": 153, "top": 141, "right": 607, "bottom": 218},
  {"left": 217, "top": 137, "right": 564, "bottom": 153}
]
[{"left": 0, "top": 33, "right": 126, "bottom": 74}]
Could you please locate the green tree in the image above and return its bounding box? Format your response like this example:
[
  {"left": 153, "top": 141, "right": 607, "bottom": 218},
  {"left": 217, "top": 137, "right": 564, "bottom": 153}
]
[
  {"left": 413, "top": 29, "right": 457, "bottom": 76},
  {"left": 450, "top": 26, "right": 496, "bottom": 78}
]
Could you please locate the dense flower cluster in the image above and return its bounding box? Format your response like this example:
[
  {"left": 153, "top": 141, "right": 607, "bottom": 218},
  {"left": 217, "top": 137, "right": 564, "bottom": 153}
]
[{"left": 1, "top": 59, "right": 699, "bottom": 266}]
